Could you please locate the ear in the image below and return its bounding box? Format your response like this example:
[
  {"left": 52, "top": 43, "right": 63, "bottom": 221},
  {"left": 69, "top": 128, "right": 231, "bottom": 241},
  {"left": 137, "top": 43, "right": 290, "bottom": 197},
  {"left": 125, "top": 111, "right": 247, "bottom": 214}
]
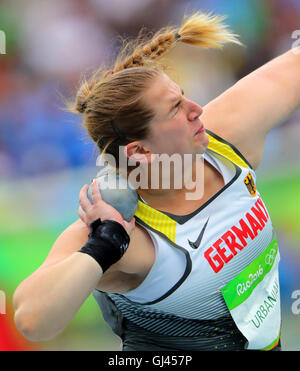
[{"left": 124, "top": 141, "right": 153, "bottom": 164}]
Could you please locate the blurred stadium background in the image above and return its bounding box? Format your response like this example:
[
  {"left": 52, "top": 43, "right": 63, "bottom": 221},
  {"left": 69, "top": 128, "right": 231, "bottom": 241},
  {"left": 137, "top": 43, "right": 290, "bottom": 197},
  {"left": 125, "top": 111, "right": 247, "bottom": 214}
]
[{"left": 0, "top": 0, "right": 300, "bottom": 351}]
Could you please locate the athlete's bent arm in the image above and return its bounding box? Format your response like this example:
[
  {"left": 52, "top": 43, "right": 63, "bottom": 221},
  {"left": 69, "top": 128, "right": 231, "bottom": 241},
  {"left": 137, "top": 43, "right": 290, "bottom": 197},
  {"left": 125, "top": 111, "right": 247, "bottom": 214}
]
[
  {"left": 13, "top": 181, "right": 135, "bottom": 341},
  {"left": 202, "top": 46, "right": 300, "bottom": 169}
]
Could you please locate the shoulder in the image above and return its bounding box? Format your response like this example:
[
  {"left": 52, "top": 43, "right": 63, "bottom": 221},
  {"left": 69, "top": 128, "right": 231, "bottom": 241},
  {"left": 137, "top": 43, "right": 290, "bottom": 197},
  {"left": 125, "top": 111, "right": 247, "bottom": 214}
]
[
  {"left": 201, "top": 86, "right": 266, "bottom": 170},
  {"left": 205, "top": 128, "right": 254, "bottom": 169}
]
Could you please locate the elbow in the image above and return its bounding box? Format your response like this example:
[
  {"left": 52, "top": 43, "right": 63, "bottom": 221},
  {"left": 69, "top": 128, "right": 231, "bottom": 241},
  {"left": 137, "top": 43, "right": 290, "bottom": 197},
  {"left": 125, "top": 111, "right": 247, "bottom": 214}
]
[
  {"left": 14, "top": 310, "right": 40, "bottom": 341},
  {"left": 14, "top": 309, "right": 59, "bottom": 342},
  {"left": 14, "top": 310, "right": 43, "bottom": 341},
  {"left": 13, "top": 289, "right": 40, "bottom": 341}
]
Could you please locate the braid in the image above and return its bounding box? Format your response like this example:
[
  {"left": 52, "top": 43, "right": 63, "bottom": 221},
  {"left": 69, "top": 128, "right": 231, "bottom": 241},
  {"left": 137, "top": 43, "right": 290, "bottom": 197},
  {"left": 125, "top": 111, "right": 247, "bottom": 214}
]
[
  {"left": 112, "top": 12, "right": 240, "bottom": 75},
  {"left": 113, "top": 30, "right": 178, "bottom": 73},
  {"left": 142, "top": 33, "right": 176, "bottom": 59}
]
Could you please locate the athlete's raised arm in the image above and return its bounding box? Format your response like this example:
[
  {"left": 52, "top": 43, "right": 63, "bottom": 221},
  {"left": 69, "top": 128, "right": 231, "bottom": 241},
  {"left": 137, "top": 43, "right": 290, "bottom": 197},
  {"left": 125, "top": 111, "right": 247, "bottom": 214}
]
[{"left": 202, "top": 47, "right": 300, "bottom": 169}]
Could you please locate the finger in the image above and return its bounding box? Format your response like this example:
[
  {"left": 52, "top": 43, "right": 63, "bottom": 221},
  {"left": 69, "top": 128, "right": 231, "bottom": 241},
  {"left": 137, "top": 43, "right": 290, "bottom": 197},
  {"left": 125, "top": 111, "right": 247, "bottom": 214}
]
[
  {"left": 78, "top": 206, "right": 86, "bottom": 224},
  {"left": 78, "top": 206, "right": 88, "bottom": 225},
  {"left": 79, "top": 184, "right": 92, "bottom": 212},
  {"left": 91, "top": 178, "right": 102, "bottom": 204}
]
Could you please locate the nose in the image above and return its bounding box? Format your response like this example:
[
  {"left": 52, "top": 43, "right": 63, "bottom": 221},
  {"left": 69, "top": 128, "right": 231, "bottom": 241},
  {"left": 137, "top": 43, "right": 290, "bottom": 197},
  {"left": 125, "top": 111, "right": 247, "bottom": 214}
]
[{"left": 186, "top": 99, "right": 203, "bottom": 121}]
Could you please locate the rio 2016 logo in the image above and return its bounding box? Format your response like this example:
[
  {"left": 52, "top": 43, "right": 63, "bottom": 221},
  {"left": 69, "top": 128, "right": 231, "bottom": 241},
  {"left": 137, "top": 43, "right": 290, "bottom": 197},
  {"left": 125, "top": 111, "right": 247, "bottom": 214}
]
[{"left": 0, "top": 290, "right": 6, "bottom": 315}]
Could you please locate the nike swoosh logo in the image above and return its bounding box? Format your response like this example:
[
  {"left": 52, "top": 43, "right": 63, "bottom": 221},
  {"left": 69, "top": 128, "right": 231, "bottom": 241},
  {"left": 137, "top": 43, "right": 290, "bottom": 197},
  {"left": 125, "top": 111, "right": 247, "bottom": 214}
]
[{"left": 188, "top": 218, "right": 210, "bottom": 249}]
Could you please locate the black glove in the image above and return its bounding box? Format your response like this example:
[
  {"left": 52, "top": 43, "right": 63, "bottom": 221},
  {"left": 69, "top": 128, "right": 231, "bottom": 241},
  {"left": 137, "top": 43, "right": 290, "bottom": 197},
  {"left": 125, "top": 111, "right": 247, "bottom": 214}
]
[{"left": 78, "top": 218, "right": 130, "bottom": 273}]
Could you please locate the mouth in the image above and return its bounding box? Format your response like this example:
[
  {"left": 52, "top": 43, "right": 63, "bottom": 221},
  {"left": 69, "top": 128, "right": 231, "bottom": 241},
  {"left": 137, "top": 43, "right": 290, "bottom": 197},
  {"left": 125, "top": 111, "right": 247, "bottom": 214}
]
[{"left": 194, "top": 124, "right": 205, "bottom": 136}]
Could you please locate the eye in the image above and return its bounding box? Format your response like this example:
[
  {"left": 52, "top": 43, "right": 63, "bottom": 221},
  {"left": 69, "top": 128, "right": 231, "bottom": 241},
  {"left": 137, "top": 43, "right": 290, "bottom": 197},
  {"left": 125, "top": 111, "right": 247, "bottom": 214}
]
[{"left": 174, "top": 100, "right": 182, "bottom": 115}]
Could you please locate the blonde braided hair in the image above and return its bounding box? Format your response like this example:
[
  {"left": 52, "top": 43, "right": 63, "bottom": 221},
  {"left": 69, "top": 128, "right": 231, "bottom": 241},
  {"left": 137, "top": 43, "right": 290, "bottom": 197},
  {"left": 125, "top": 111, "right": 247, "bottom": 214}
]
[{"left": 110, "top": 12, "right": 240, "bottom": 75}]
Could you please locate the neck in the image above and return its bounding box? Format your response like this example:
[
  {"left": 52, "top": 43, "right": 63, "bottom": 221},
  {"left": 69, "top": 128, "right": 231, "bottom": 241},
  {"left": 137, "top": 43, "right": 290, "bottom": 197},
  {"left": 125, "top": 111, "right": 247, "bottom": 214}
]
[{"left": 136, "top": 158, "right": 207, "bottom": 205}]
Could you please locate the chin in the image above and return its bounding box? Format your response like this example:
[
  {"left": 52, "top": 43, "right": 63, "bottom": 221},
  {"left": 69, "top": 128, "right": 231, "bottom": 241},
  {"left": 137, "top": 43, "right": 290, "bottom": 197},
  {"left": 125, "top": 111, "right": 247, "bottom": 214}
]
[
  {"left": 202, "top": 132, "right": 210, "bottom": 148},
  {"left": 195, "top": 133, "right": 209, "bottom": 154}
]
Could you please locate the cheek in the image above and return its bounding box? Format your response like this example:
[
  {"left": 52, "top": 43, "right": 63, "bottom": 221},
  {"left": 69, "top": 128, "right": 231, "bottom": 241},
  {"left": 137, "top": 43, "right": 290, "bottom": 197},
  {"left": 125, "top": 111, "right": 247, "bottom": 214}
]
[
  {"left": 164, "top": 128, "right": 190, "bottom": 154},
  {"left": 167, "top": 117, "right": 188, "bottom": 137},
  {"left": 148, "top": 119, "right": 190, "bottom": 154}
]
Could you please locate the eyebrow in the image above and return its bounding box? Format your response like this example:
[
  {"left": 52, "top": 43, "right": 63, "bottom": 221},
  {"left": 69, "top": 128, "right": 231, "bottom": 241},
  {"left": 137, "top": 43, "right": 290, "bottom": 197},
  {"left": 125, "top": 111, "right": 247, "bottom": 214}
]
[{"left": 167, "top": 88, "right": 185, "bottom": 115}]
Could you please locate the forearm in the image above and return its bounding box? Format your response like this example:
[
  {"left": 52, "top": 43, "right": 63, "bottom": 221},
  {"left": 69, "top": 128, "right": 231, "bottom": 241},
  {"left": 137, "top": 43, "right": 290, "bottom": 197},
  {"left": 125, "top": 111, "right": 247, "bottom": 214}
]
[{"left": 14, "top": 252, "right": 102, "bottom": 341}]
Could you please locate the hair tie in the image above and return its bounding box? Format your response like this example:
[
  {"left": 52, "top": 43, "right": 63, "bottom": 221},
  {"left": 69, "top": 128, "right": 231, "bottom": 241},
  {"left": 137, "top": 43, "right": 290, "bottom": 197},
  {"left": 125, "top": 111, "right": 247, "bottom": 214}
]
[
  {"left": 174, "top": 32, "right": 181, "bottom": 40},
  {"left": 81, "top": 100, "right": 88, "bottom": 112}
]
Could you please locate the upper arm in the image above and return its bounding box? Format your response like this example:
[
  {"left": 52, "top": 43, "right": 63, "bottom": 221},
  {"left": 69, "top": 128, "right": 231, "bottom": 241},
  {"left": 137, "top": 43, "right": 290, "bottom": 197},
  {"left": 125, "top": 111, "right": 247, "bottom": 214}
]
[{"left": 202, "top": 49, "right": 300, "bottom": 169}]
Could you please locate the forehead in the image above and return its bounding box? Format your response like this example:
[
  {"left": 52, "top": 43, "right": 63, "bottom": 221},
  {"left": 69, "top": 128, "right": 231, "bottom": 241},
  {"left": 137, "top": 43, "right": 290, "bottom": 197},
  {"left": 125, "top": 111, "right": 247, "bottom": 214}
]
[{"left": 143, "top": 73, "right": 181, "bottom": 117}]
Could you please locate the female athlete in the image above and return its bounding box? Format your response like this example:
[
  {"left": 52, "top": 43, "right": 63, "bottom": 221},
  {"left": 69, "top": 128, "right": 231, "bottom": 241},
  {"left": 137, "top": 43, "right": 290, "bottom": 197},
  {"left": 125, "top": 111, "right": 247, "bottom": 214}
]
[{"left": 13, "top": 12, "right": 300, "bottom": 351}]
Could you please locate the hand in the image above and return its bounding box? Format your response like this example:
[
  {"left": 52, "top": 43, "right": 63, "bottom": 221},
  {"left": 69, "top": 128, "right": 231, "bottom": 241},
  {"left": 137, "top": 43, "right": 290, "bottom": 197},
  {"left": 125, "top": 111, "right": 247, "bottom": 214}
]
[{"left": 78, "top": 179, "right": 136, "bottom": 236}]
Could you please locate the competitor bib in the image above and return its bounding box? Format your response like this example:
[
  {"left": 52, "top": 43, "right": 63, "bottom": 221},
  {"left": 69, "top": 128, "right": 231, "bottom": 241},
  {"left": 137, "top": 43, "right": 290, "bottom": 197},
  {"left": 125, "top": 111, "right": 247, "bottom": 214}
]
[{"left": 221, "top": 238, "right": 281, "bottom": 350}]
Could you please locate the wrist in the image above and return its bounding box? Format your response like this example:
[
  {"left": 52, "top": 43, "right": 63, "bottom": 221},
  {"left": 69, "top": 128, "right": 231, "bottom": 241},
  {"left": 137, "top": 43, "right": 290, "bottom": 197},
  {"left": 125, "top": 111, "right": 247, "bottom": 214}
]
[{"left": 78, "top": 218, "right": 130, "bottom": 273}]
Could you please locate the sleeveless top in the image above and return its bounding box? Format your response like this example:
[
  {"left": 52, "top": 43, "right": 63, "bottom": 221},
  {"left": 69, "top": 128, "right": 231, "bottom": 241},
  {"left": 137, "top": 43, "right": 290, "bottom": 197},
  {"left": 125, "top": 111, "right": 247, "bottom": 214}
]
[{"left": 93, "top": 130, "right": 281, "bottom": 351}]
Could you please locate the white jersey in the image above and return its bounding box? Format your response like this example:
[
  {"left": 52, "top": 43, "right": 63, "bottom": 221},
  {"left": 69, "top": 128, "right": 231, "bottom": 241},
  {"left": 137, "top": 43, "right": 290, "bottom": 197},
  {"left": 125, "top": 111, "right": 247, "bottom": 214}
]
[{"left": 95, "top": 130, "right": 281, "bottom": 350}]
